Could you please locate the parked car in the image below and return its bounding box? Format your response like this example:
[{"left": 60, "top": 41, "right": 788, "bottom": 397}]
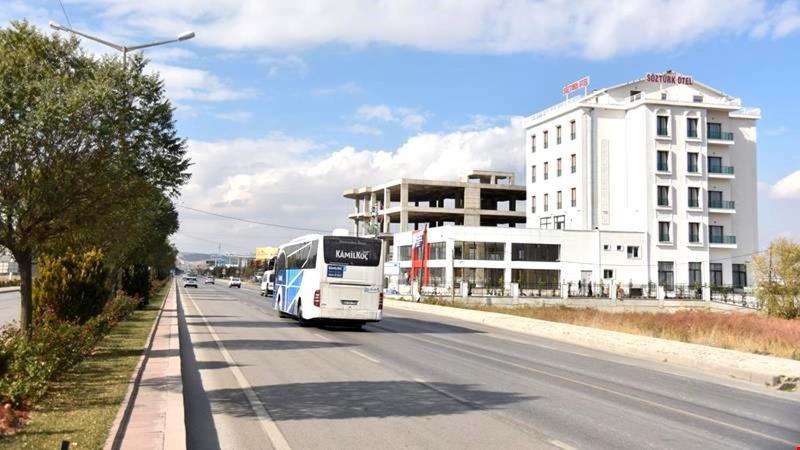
[
  {"left": 183, "top": 276, "right": 198, "bottom": 288},
  {"left": 228, "top": 276, "right": 242, "bottom": 288},
  {"left": 204, "top": 277, "right": 215, "bottom": 284}
]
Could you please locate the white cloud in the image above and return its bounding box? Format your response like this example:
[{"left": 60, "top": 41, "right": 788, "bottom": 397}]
[
  {"left": 751, "top": 0, "right": 800, "bottom": 38},
  {"left": 214, "top": 111, "right": 253, "bottom": 122},
  {"left": 312, "top": 82, "right": 363, "bottom": 96},
  {"left": 344, "top": 124, "right": 383, "bottom": 136},
  {"left": 356, "top": 104, "right": 428, "bottom": 130},
  {"left": 770, "top": 170, "right": 800, "bottom": 199},
  {"left": 147, "top": 63, "right": 254, "bottom": 101},
  {"left": 69, "top": 0, "right": 798, "bottom": 58},
  {"left": 144, "top": 47, "right": 197, "bottom": 62},
  {"left": 258, "top": 55, "right": 308, "bottom": 77},
  {"left": 175, "top": 118, "right": 525, "bottom": 251}
]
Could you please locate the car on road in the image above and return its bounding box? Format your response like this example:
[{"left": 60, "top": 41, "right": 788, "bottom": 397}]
[
  {"left": 204, "top": 276, "right": 215, "bottom": 284},
  {"left": 183, "top": 276, "right": 198, "bottom": 288},
  {"left": 228, "top": 276, "right": 242, "bottom": 288},
  {"left": 260, "top": 270, "right": 275, "bottom": 296}
]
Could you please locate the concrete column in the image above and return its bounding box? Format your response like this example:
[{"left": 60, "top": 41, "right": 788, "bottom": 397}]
[
  {"left": 702, "top": 286, "right": 711, "bottom": 302},
  {"left": 400, "top": 183, "right": 409, "bottom": 232}
]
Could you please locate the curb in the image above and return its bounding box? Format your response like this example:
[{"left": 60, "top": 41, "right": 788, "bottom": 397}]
[
  {"left": 0, "top": 286, "right": 20, "bottom": 294},
  {"left": 103, "top": 280, "right": 179, "bottom": 450},
  {"left": 386, "top": 299, "right": 800, "bottom": 388}
]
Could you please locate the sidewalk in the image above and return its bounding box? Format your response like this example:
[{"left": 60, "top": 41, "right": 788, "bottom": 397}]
[{"left": 105, "top": 282, "right": 185, "bottom": 450}]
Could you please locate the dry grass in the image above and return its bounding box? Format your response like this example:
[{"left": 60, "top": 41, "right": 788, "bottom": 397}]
[{"left": 422, "top": 298, "right": 800, "bottom": 360}]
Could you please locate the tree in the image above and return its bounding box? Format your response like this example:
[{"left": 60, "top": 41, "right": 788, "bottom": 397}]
[
  {"left": 0, "top": 22, "right": 190, "bottom": 337},
  {"left": 752, "top": 238, "right": 800, "bottom": 319}
]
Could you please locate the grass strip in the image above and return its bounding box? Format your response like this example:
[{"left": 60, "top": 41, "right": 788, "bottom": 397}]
[
  {"left": 419, "top": 298, "right": 800, "bottom": 360},
  {"left": 0, "top": 283, "right": 170, "bottom": 449}
]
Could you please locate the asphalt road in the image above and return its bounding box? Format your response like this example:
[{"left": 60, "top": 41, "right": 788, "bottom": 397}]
[
  {"left": 178, "top": 282, "right": 800, "bottom": 450},
  {"left": 0, "top": 290, "right": 19, "bottom": 325}
]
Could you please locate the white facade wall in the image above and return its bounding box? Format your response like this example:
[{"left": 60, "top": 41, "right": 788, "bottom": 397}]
[
  {"left": 388, "top": 226, "right": 648, "bottom": 290},
  {"left": 524, "top": 73, "right": 759, "bottom": 287}
]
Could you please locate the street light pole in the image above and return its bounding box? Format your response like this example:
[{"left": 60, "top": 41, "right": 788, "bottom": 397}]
[{"left": 48, "top": 21, "right": 195, "bottom": 66}]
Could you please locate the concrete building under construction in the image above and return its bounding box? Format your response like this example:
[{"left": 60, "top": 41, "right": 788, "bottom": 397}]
[{"left": 343, "top": 170, "right": 526, "bottom": 237}]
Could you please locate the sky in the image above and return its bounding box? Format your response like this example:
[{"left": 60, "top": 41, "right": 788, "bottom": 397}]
[{"left": 3, "top": 0, "right": 800, "bottom": 255}]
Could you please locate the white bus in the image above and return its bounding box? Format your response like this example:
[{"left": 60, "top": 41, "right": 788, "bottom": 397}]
[{"left": 273, "top": 234, "right": 384, "bottom": 326}]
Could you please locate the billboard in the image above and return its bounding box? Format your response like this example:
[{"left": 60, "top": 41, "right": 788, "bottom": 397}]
[{"left": 255, "top": 247, "right": 278, "bottom": 261}]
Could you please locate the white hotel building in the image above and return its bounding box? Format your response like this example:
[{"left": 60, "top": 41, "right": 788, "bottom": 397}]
[
  {"left": 525, "top": 71, "right": 759, "bottom": 288},
  {"left": 350, "top": 71, "right": 759, "bottom": 296}
]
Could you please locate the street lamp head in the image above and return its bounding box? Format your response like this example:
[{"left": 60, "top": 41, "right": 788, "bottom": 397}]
[
  {"left": 49, "top": 21, "right": 65, "bottom": 31},
  {"left": 177, "top": 31, "right": 195, "bottom": 41}
]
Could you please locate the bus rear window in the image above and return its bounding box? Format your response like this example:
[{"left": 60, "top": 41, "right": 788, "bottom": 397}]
[{"left": 323, "top": 236, "right": 382, "bottom": 267}]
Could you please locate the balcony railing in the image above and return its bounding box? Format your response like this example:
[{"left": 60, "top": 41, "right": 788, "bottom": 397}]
[
  {"left": 659, "top": 233, "right": 671, "bottom": 243},
  {"left": 557, "top": 169, "right": 562, "bottom": 177},
  {"left": 687, "top": 163, "right": 699, "bottom": 173},
  {"left": 571, "top": 165, "right": 576, "bottom": 173},
  {"left": 709, "top": 199, "right": 735, "bottom": 209},
  {"left": 710, "top": 235, "right": 736, "bottom": 245},
  {"left": 708, "top": 131, "right": 734, "bottom": 141},
  {"left": 708, "top": 165, "right": 734, "bottom": 175}
]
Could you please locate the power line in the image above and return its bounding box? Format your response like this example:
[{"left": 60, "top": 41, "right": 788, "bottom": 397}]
[
  {"left": 56, "top": 0, "right": 73, "bottom": 28},
  {"left": 177, "top": 204, "right": 328, "bottom": 233},
  {"left": 173, "top": 232, "right": 253, "bottom": 253}
]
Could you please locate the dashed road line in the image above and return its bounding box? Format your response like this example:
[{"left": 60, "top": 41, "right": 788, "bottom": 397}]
[
  {"left": 182, "top": 287, "right": 291, "bottom": 450},
  {"left": 349, "top": 350, "right": 380, "bottom": 364}
]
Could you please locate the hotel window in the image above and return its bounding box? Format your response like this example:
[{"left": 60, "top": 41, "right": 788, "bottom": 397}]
[
  {"left": 708, "top": 156, "right": 722, "bottom": 173},
  {"left": 687, "top": 117, "right": 698, "bottom": 138},
  {"left": 688, "top": 187, "right": 700, "bottom": 208},
  {"left": 531, "top": 195, "right": 536, "bottom": 213},
  {"left": 658, "top": 261, "right": 675, "bottom": 290},
  {"left": 658, "top": 221, "right": 671, "bottom": 243},
  {"left": 603, "top": 269, "right": 614, "bottom": 279},
  {"left": 708, "top": 190, "right": 723, "bottom": 209},
  {"left": 709, "top": 225, "right": 724, "bottom": 244},
  {"left": 707, "top": 122, "right": 722, "bottom": 140},
  {"left": 453, "top": 242, "right": 505, "bottom": 261},
  {"left": 570, "top": 120, "right": 576, "bottom": 140},
  {"left": 554, "top": 215, "right": 565, "bottom": 230},
  {"left": 657, "top": 150, "right": 669, "bottom": 172},
  {"left": 427, "top": 242, "right": 447, "bottom": 260},
  {"left": 544, "top": 162, "right": 549, "bottom": 180},
  {"left": 710, "top": 263, "right": 723, "bottom": 286},
  {"left": 543, "top": 130, "right": 549, "bottom": 149},
  {"left": 732, "top": 264, "right": 747, "bottom": 288},
  {"left": 689, "top": 222, "right": 700, "bottom": 243},
  {"left": 687, "top": 152, "right": 699, "bottom": 173},
  {"left": 544, "top": 193, "right": 549, "bottom": 212},
  {"left": 556, "top": 125, "right": 562, "bottom": 144},
  {"left": 531, "top": 165, "right": 536, "bottom": 183},
  {"left": 539, "top": 217, "right": 552, "bottom": 229},
  {"left": 397, "top": 245, "right": 412, "bottom": 261},
  {"left": 570, "top": 187, "right": 576, "bottom": 207},
  {"left": 557, "top": 158, "right": 562, "bottom": 176},
  {"left": 557, "top": 191, "right": 562, "bottom": 209},
  {"left": 626, "top": 246, "right": 640, "bottom": 259},
  {"left": 657, "top": 186, "right": 670, "bottom": 207},
  {"left": 531, "top": 134, "right": 536, "bottom": 152},
  {"left": 689, "top": 262, "right": 702, "bottom": 286},
  {"left": 571, "top": 154, "right": 576, "bottom": 173},
  {"left": 657, "top": 115, "right": 669, "bottom": 137},
  {"left": 512, "top": 243, "right": 560, "bottom": 262}
]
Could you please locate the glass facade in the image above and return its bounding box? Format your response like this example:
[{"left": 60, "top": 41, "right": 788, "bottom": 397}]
[
  {"left": 454, "top": 241, "right": 505, "bottom": 261},
  {"left": 511, "top": 243, "right": 560, "bottom": 262},
  {"left": 512, "top": 269, "right": 559, "bottom": 289}
]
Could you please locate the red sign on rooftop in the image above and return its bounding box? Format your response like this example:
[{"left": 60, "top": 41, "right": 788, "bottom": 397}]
[{"left": 563, "top": 76, "right": 590, "bottom": 96}]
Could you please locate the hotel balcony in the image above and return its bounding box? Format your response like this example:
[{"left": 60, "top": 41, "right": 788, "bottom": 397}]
[
  {"left": 708, "top": 165, "right": 735, "bottom": 179},
  {"left": 707, "top": 130, "right": 734, "bottom": 146},
  {"left": 709, "top": 199, "right": 736, "bottom": 214},
  {"left": 709, "top": 235, "right": 737, "bottom": 249}
]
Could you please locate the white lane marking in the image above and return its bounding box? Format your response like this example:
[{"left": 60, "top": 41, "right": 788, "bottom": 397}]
[
  {"left": 401, "top": 333, "right": 796, "bottom": 447},
  {"left": 549, "top": 439, "right": 576, "bottom": 450},
  {"left": 349, "top": 350, "right": 380, "bottom": 364},
  {"left": 183, "top": 288, "right": 291, "bottom": 450}
]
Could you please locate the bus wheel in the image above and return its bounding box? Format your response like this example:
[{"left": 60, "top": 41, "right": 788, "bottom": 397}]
[{"left": 297, "top": 300, "right": 309, "bottom": 326}]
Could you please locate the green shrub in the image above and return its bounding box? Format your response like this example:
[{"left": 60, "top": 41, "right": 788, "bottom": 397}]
[
  {"left": 33, "top": 249, "right": 111, "bottom": 324},
  {"left": 0, "top": 280, "right": 21, "bottom": 288},
  {"left": 122, "top": 264, "right": 151, "bottom": 306},
  {"left": 758, "top": 284, "right": 800, "bottom": 320}
]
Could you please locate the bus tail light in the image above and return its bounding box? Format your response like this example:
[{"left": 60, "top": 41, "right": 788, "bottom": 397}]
[
  {"left": 379, "top": 292, "right": 384, "bottom": 310},
  {"left": 313, "top": 290, "right": 321, "bottom": 307}
]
